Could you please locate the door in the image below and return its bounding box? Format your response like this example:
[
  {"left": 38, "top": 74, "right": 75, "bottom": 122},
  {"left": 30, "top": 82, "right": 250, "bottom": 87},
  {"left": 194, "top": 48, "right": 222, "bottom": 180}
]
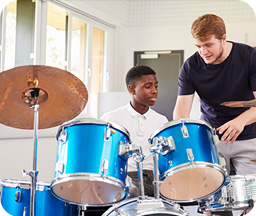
[{"left": 134, "top": 50, "right": 184, "bottom": 121}]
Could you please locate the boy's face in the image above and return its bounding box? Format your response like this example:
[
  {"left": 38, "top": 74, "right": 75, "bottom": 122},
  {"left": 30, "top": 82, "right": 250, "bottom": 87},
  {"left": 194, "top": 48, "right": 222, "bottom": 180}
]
[{"left": 129, "top": 74, "right": 158, "bottom": 107}]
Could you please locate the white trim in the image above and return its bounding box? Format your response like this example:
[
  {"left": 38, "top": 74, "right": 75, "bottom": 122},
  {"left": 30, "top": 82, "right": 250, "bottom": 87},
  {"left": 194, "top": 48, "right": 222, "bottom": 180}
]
[
  {"left": 0, "top": 7, "right": 6, "bottom": 71},
  {"left": 48, "top": 0, "right": 116, "bottom": 29}
]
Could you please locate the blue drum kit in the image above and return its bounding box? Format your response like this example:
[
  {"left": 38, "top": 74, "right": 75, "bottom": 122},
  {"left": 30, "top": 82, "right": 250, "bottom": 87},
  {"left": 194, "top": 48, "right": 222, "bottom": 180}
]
[{"left": 0, "top": 65, "right": 256, "bottom": 216}]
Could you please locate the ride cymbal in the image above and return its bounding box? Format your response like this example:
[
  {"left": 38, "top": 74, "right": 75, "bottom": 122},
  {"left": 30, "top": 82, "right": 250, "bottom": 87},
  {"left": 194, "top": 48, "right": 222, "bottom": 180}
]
[
  {"left": 0, "top": 65, "right": 88, "bottom": 129},
  {"left": 221, "top": 99, "right": 256, "bottom": 108}
]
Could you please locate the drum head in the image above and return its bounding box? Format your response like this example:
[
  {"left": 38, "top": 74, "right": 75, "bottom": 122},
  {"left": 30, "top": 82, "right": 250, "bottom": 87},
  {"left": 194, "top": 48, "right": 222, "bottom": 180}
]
[
  {"left": 160, "top": 164, "right": 225, "bottom": 202},
  {"left": 51, "top": 176, "right": 127, "bottom": 205}
]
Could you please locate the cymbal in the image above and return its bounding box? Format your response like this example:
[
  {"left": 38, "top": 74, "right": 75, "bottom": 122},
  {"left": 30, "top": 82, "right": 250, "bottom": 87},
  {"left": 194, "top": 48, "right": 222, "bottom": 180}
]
[
  {"left": 0, "top": 65, "right": 88, "bottom": 129},
  {"left": 221, "top": 99, "right": 256, "bottom": 108}
]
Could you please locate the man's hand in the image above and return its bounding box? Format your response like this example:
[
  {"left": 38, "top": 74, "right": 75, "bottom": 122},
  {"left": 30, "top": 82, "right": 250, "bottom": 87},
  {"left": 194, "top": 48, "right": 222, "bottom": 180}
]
[{"left": 217, "top": 118, "right": 245, "bottom": 144}]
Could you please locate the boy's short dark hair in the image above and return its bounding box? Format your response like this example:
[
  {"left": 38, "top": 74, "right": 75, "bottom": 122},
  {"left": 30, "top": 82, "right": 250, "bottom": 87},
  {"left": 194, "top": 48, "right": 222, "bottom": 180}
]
[{"left": 125, "top": 65, "right": 156, "bottom": 89}]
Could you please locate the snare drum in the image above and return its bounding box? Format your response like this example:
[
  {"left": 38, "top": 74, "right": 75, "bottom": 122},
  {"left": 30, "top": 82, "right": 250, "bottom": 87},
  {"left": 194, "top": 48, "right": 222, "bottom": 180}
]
[
  {"left": 149, "top": 119, "right": 226, "bottom": 202},
  {"left": 102, "top": 197, "right": 189, "bottom": 216},
  {"left": 51, "top": 118, "right": 131, "bottom": 206},
  {"left": 0, "top": 179, "right": 77, "bottom": 216},
  {"left": 200, "top": 175, "right": 256, "bottom": 212}
]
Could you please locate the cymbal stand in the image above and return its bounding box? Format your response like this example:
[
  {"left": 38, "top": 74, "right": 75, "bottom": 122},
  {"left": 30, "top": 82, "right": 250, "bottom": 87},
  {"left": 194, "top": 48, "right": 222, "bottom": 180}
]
[
  {"left": 22, "top": 88, "right": 41, "bottom": 216},
  {"left": 30, "top": 104, "right": 39, "bottom": 216}
]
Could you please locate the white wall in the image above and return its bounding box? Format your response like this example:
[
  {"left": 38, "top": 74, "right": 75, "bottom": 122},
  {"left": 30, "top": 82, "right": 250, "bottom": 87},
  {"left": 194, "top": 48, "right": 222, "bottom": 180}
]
[{"left": 113, "top": 21, "right": 256, "bottom": 92}]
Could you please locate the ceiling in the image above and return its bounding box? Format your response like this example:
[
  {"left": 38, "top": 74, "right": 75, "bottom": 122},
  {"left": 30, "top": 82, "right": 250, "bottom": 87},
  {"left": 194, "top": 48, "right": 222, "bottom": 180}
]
[{"left": 61, "top": 0, "right": 256, "bottom": 27}]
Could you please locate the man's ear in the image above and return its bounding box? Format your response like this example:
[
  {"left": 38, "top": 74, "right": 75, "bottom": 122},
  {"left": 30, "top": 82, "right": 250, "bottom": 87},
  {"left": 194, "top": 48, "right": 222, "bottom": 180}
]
[
  {"left": 128, "top": 85, "right": 135, "bottom": 95},
  {"left": 222, "top": 34, "right": 227, "bottom": 43}
]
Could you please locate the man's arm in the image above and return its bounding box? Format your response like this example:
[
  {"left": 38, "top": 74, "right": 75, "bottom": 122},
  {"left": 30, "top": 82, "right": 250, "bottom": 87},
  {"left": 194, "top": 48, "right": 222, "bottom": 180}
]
[
  {"left": 173, "top": 94, "right": 195, "bottom": 120},
  {"left": 217, "top": 91, "right": 256, "bottom": 144}
]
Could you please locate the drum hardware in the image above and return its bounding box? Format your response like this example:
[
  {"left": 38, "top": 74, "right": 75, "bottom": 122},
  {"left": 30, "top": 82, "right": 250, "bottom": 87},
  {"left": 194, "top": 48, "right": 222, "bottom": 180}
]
[
  {"left": 186, "top": 148, "right": 195, "bottom": 167},
  {"left": 131, "top": 146, "right": 145, "bottom": 198},
  {"left": 101, "top": 159, "right": 109, "bottom": 178},
  {"left": 119, "top": 141, "right": 135, "bottom": 159},
  {"left": 102, "top": 145, "right": 190, "bottom": 216},
  {"left": 199, "top": 174, "right": 256, "bottom": 213},
  {"left": 181, "top": 119, "right": 189, "bottom": 138},
  {"left": 0, "top": 65, "right": 88, "bottom": 216},
  {"left": 105, "top": 124, "right": 116, "bottom": 141},
  {"left": 153, "top": 153, "right": 161, "bottom": 200},
  {"left": 212, "top": 128, "right": 220, "bottom": 144},
  {"left": 242, "top": 200, "right": 256, "bottom": 216},
  {"left": 15, "top": 188, "right": 22, "bottom": 203},
  {"left": 241, "top": 199, "right": 254, "bottom": 215},
  {"left": 149, "top": 134, "right": 175, "bottom": 156}
]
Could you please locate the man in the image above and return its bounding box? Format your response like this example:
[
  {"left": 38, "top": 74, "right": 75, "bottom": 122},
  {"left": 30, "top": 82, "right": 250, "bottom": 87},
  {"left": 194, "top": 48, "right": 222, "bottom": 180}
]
[
  {"left": 101, "top": 65, "right": 168, "bottom": 197},
  {"left": 173, "top": 14, "right": 256, "bottom": 215}
]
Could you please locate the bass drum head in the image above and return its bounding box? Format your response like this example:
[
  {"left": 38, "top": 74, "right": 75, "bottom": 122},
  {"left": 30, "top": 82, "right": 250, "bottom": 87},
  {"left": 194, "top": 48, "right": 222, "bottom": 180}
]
[{"left": 102, "top": 197, "right": 189, "bottom": 216}]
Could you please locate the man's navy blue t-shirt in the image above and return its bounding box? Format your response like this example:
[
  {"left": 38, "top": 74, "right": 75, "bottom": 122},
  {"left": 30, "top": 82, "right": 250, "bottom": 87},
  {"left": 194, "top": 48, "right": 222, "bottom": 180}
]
[{"left": 178, "top": 42, "right": 256, "bottom": 140}]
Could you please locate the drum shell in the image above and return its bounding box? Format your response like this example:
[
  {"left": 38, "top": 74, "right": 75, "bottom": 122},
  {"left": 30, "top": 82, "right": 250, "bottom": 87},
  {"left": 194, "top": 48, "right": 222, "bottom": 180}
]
[
  {"left": 52, "top": 118, "right": 131, "bottom": 205},
  {"left": 156, "top": 121, "right": 219, "bottom": 175},
  {"left": 149, "top": 119, "right": 226, "bottom": 202},
  {"left": 0, "top": 179, "right": 77, "bottom": 216},
  {"left": 200, "top": 174, "right": 256, "bottom": 212}
]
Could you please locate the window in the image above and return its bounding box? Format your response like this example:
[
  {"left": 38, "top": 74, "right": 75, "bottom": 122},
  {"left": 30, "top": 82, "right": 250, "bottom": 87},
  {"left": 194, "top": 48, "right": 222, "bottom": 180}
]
[
  {"left": 70, "top": 17, "right": 87, "bottom": 82},
  {"left": 90, "top": 26, "right": 105, "bottom": 115},
  {"left": 1, "top": 0, "right": 112, "bottom": 118},
  {"left": 2, "top": 1, "right": 16, "bottom": 70},
  {"left": 46, "top": 3, "right": 67, "bottom": 69}
]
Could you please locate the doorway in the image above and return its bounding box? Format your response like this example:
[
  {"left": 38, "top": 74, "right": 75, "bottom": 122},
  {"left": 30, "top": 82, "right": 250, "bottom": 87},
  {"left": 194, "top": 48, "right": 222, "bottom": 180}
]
[{"left": 134, "top": 50, "right": 184, "bottom": 120}]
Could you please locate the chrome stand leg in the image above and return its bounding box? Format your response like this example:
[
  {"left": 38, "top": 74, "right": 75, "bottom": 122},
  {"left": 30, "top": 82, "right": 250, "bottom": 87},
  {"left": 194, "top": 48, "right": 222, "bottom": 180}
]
[
  {"left": 153, "top": 153, "right": 160, "bottom": 199},
  {"left": 30, "top": 104, "right": 39, "bottom": 216},
  {"left": 137, "top": 161, "right": 145, "bottom": 198}
]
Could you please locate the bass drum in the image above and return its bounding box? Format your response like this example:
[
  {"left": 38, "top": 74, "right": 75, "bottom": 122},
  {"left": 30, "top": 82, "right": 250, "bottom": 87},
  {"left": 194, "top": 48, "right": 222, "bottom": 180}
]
[{"left": 102, "top": 197, "right": 189, "bottom": 216}]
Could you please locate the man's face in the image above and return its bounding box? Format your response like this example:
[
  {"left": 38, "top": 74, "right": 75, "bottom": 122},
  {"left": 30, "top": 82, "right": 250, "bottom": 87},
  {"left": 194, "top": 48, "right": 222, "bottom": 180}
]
[{"left": 194, "top": 34, "right": 226, "bottom": 65}]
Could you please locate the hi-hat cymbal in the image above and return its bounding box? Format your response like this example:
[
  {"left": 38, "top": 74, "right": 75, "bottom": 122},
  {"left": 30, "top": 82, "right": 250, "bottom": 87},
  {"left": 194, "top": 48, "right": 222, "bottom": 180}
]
[
  {"left": 221, "top": 99, "right": 256, "bottom": 108},
  {"left": 0, "top": 65, "right": 88, "bottom": 129}
]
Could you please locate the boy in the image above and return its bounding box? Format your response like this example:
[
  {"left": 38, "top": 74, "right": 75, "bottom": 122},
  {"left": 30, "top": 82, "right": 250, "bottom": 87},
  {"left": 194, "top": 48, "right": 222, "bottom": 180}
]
[{"left": 101, "top": 65, "right": 168, "bottom": 197}]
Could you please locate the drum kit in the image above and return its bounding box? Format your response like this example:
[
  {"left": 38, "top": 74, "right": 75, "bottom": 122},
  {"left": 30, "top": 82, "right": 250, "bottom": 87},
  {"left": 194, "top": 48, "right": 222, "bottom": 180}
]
[{"left": 0, "top": 65, "right": 256, "bottom": 216}]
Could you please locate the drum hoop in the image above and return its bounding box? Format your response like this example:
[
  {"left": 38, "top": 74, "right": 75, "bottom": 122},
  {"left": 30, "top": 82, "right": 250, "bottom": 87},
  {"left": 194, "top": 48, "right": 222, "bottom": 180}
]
[
  {"left": 228, "top": 174, "right": 256, "bottom": 181},
  {"left": 204, "top": 202, "right": 252, "bottom": 212},
  {"left": 160, "top": 162, "right": 226, "bottom": 202},
  {"left": 160, "top": 162, "right": 225, "bottom": 180},
  {"left": 51, "top": 172, "right": 127, "bottom": 189},
  {"left": 149, "top": 118, "right": 213, "bottom": 141},
  {"left": 0, "top": 179, "right": 49, "bottom": 190},
  {"left": 56, "top": 118, "right": 130, "bottom": 140},
  {"left": 102, "top": 197, "right": 188, "bottom": 216}
]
